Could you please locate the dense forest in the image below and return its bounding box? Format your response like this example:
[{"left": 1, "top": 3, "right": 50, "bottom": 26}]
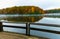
[
  {"left": 0, "top": 6, "right": 45, "bottom": 22},
  {"left": 45, "top": 9, "right": 60, "bottom": 13},
  {"left": 0, "top": 6, "right": 45, "bottom": 14}
]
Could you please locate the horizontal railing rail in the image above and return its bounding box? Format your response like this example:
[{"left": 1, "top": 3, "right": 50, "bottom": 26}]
[
  {"left": 30, "top": 23, "right": 60, "bottom": 27},
  {"left": 3, "top": 25, "right": 26, "bottom": 29},
  {"left": 30, "top": 27, "right": 60, "bottom": 34},
  {"left": 0, "top": 22, "right": 60, "bottom": 36}
]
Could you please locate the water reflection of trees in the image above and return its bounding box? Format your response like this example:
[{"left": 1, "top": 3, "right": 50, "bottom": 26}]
[{"left": 6, "top": 16, "right": 43, "bottom": 22}]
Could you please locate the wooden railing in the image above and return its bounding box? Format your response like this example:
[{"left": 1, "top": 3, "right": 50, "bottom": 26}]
[
  {"left": 0, "top": 22, "right": 60, "bottom": 36},
  {"left": 30, "top": 23, "right": 60, "bottom": 34}
]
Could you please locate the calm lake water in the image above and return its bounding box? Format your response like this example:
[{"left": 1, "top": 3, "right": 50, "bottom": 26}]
[{"left": 2, "top": 17, "right": 60, "bottom": 39}]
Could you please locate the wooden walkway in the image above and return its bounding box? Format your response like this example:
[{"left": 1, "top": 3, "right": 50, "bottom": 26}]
[{"left": 0, "top": 32, "right": 48, "bottom": 39}]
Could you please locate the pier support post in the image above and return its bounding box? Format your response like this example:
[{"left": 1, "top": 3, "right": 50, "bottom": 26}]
[
  {"left": 26, "top": 23, "right": 30, "bottom": 36},
  {"left": 0, "top": 22, "right": 3, "bottom": 32}
]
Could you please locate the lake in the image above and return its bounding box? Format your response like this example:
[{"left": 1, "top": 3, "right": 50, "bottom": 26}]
[{"left": 2, "top": 17, "right": 60, "bottom": 39}]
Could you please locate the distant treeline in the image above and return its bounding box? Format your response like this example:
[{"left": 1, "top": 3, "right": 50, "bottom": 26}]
[
  {"left": 45, "top": 9, "right": 60, "bottom": 13},
  {"left": 0, "top": 6, "right": 44, "bottom": 14}
]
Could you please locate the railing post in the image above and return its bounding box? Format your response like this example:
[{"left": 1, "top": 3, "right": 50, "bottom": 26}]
[
  {"left": 0, "top": 22, "right": 3, "bottom": 32},
  {"left": 26, "top": 23, "right": 30, "bottom": 36}
]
